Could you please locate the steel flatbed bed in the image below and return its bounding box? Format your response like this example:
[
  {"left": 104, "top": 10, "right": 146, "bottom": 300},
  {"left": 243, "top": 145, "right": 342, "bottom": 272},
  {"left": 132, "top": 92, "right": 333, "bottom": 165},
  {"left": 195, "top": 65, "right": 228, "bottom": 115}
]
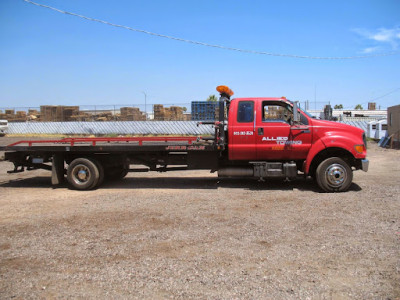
[
  {"left": 0, "top": 136, "right": 217, "bottom": 153},
  {"left": 1, "top": 136, "right": 222, "bottom": 190}
]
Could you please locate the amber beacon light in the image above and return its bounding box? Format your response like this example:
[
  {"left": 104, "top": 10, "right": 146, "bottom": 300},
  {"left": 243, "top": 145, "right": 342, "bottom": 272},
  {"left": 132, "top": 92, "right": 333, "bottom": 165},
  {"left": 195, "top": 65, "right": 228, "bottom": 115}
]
[{"left": 216, "top": 85, "right": 234, "bottom": 97}]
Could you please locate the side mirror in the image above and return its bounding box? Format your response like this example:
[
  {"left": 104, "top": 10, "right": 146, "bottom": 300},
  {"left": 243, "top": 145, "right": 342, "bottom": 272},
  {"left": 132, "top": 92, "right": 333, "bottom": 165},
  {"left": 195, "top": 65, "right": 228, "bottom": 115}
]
[{"left": 293, "top": 101, "right": 299, "bottom": 123}]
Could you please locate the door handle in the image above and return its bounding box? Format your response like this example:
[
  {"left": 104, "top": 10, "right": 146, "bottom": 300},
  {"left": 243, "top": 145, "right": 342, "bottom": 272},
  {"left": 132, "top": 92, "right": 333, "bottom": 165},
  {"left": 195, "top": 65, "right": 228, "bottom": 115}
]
[
  {"left": 258, "top": 128, "right": 264, "bottom": 135},
  {"left": 291, "top": 126, "right": 310, "bottom": 133},
  {"left": 291, "top": 126, "right": 309, "bottom": 130}
]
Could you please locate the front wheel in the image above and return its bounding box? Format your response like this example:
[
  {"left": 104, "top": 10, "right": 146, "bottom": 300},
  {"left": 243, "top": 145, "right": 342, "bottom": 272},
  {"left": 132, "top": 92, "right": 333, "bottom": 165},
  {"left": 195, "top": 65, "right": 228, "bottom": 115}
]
[{"left": 316, "top": 157, "right": 353, "bottom": 192}]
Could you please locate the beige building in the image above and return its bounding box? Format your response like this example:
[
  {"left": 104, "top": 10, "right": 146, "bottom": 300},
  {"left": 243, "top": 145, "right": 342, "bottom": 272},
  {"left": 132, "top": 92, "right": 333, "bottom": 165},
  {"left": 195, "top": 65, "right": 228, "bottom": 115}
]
[{"left": 388, "top": 104, "right": 400, "bottom": 149}]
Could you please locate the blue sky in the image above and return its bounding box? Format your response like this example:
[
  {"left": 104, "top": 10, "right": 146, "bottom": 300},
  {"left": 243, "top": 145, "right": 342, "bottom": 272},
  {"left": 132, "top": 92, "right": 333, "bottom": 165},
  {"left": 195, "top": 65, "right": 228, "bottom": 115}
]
[{"left": 0, "top": 0, "right": 399, "bottom": 111}]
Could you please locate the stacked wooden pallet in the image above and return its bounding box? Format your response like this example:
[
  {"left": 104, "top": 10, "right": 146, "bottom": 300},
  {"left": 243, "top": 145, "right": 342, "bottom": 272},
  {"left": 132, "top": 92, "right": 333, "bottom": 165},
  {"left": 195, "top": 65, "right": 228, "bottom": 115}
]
[
  {"left": 119, "top": 107, "right": 146, "bottom": 121},
  {"left": 40, "top": 106, "right": 79, "bottom": 122}
]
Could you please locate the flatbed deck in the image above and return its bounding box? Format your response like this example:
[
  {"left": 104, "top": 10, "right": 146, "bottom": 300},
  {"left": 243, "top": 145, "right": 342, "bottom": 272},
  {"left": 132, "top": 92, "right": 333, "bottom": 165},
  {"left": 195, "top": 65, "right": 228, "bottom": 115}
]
[
  {"left": 1, "top": 136, "right": 222, "bottom": 189},
  {"left": 0, "top": 136, "right": 218, "bottom": 153}
]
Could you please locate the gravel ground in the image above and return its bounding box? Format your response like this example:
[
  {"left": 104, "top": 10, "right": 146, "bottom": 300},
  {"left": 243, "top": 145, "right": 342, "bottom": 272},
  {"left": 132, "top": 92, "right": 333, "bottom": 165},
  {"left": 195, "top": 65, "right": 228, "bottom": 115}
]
[{"left": 0, "top": 137, "right": 399, "bottom": 299}]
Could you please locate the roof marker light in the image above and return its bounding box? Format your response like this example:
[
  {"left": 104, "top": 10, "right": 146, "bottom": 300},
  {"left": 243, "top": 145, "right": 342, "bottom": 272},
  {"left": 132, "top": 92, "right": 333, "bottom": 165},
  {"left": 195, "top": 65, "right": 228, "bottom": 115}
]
[{"left": 216, "top": 85, "right": 234, "bottom": 97}]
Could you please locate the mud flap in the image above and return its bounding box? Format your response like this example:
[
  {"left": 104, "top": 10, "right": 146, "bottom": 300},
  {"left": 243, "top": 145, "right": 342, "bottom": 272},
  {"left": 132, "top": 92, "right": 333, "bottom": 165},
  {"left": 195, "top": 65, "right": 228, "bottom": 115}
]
[{"left": 51, "top": 154, "right": 65, "bottom": 186}]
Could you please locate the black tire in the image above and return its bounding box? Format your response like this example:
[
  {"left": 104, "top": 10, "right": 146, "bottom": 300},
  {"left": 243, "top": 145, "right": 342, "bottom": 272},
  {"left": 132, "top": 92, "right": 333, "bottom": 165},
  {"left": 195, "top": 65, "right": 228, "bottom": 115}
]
[
  {"left": 116, "top": 169, "right": 128, "bottom": 179},
  {"left": 91, "top": 158, "right": 104, "bottom": 188},
  {"left": 105, "top": 163, "right": 129, "bottom": 180},
  {"left": 67, "top": 158, "right": 100, "bottom": 190},
  {"left": 105, "top": 167, "right": 128, "bottom": 180},
  {"left": 316, "top": 157, "right": 353, "bottom": 192}
]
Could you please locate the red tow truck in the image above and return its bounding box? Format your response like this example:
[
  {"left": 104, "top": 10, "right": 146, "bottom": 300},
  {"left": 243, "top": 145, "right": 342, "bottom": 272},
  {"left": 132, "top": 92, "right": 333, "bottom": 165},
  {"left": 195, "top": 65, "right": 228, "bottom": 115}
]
[{"left": 0, "top": 86, "right": 368, "bottom": 192}]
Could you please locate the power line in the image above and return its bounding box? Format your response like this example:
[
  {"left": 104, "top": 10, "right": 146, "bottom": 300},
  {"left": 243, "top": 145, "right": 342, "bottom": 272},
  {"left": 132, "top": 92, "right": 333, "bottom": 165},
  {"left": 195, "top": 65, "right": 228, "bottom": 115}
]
[
  {"left": 23, "top": 0, "right": 400, "bottom": 60},
  {"left": 338, "top": 88, "right": 400, "bottom": 109},
  {"left": 370, "top": 87, "right": 400, "bottom": 102}
]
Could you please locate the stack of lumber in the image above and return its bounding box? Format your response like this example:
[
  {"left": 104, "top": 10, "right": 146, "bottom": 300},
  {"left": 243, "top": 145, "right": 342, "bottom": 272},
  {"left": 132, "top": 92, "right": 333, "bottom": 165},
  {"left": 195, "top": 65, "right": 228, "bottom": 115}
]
[
  {"left": 40, "top": 106, "right": 79, "bottom": 122},
  {"left": 120, "top": 107, "right": 146, "bottom": 121},
  {"left": 154, "top": 104, "right": 186, "bottom": 121}
]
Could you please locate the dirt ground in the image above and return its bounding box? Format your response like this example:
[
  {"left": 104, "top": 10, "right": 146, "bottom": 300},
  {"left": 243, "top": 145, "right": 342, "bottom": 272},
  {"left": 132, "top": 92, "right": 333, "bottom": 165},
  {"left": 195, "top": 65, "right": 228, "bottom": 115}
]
[{"left": 0, "top": 137, "right": 399, "bottom": 299}]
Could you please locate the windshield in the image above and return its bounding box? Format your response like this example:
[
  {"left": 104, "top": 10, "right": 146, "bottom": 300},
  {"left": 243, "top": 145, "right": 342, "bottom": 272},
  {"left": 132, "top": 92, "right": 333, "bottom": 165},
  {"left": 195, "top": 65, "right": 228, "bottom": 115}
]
[
  {"left": 301, "top": 108, "right": 314, "bottom": 118},
  {"left": 286, "top": 100, "right": 314, "bottom": 119}
]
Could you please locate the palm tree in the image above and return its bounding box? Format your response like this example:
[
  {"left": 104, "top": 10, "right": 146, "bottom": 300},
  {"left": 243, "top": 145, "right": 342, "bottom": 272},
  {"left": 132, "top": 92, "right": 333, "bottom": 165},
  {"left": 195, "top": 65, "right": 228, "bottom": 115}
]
[
  {"left": 334, "top": 104, "right": 343, "bottom": 109},
  {"left": 207, "top": 95, "right": 218, "bottom": 102},
  {"left": 355, "top": 104, "right": 363, "bottom": 110}
]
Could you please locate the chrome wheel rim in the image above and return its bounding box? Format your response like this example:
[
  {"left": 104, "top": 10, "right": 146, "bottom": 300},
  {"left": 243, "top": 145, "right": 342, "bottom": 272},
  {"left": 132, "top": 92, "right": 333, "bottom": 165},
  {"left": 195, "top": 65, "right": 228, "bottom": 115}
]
[
  {"left": 325, "top": 163, "right": 347, "bottom": 187},
  {"left": 72, "top": 164, "right": 91, "bottom": 185}
]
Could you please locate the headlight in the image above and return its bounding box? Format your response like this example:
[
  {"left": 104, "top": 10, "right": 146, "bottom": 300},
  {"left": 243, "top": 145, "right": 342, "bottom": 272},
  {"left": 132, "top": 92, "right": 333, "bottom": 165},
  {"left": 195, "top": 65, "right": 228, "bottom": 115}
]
[{"left": 363, "top": 132, "right": 367, "bottom": 149}]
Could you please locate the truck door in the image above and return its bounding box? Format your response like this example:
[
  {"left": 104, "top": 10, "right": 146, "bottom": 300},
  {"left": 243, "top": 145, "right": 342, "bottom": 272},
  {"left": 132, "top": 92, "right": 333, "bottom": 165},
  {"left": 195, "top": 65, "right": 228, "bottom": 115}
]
[
  {"left": 256, "top": 101, "right": 312, "bottom": 160},
  {"left": 228, "top": 100, "right": 256, "bottom": 160},
  {"left": 289, "top": 111, "right": 312, "bottom": 160}
]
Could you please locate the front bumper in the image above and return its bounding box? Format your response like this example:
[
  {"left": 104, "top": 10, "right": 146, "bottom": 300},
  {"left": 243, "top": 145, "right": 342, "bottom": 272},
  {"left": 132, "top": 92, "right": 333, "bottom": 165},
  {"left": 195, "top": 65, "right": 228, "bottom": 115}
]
[{"left": 361, "top": 159, "right": 369, "bottom": 172}]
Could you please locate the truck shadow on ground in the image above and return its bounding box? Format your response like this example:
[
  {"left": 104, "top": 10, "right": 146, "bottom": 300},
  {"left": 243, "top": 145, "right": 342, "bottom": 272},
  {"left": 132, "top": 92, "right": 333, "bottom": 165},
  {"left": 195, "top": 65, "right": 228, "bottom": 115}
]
[{"left": 0, "top": 175, "right": 362, "bottom": 193}]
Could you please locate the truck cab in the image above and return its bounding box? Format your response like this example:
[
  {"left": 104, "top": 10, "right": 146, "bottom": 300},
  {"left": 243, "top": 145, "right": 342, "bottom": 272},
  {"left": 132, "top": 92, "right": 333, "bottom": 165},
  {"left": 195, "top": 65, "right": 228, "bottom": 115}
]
[
  {"left": 228, "top": 97, "right": 312, "bottom": 160},
  {"left": 222, "top": 95, "right": 368, "bottom": 192}
]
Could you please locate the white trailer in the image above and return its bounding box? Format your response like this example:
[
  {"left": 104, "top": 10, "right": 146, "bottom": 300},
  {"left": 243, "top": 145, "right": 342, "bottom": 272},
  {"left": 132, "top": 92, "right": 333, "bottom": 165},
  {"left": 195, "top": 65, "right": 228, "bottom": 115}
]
[
  {"left": 0, "top": 120, "right": 8, "bottom": 136},
  {"left": 375, "top": 119, "right": 387, "bottom": 140},
  {"left": 367, "top": 120, "right": 377, "bottom": 139}
]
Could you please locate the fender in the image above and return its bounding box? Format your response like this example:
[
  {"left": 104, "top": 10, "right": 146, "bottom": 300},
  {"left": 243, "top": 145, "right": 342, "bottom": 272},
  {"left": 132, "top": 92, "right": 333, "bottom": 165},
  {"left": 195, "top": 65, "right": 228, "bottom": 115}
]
[
  {"left": 304, "top": 138, "right": 326, "bottom": 174},
  {"left": 304, "top": 133, "right": 362, "bottom": 174}
]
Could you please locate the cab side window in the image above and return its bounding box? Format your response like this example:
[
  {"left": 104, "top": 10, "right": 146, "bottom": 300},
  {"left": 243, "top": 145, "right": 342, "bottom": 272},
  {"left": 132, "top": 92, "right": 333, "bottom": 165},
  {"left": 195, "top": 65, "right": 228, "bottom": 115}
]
[
  {"left": 237, "top": 101, "right": 254, "bottom": 123},
  {"left": 262, "top": 102, "right": 292, "bottom": 123}
]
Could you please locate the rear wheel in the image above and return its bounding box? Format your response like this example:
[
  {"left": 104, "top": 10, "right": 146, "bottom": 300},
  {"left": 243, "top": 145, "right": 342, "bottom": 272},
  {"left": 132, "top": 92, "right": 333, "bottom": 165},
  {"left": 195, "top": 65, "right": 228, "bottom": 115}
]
[
  {"left": 105, "top": 163, "right": 129, "bottom": 180},
  {"left": 92, "top": 159, "right": 104, "bottom": 188},
  {"left": 67, "top": 158, "right": 100, "bottom": 190},
  {"left": 316, "top": 157, "right": 353, "bottom": 192},
  {"left": 105, "top": 167, "right": 128, "bottom": 180}
]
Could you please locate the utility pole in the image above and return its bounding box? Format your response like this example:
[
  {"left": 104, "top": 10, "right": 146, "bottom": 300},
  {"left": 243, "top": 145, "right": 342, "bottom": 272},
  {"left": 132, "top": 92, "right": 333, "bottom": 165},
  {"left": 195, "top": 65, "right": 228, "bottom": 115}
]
[
  {"left": 142, "top": 91, "right": 147, "bottom": 120},
  {"left": 314, "top": 84, "right": 317, "bottom": 110}
]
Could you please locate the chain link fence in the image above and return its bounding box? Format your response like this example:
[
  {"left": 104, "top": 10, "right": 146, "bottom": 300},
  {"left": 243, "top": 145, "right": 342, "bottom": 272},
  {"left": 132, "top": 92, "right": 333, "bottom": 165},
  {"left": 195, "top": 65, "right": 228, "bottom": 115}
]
[
  {"left": 0, "top": 104, "right": 196, "bottom": 122},
  {"left": 0, "top": 103, "right": 217, "bottom": 135},
  {"left": 298, "top": 101, "right": 331, "bottom": 111}
]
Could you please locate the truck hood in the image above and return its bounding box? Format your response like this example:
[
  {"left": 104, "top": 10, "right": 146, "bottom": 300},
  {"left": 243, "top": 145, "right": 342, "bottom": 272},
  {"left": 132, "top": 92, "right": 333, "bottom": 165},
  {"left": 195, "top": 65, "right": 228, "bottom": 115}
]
[
  {"left": 310, "top": 119, "right": 365, "bottom": 145},
  {"left": 311, "top": 119, "right": 364, "bottom": 134}
]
